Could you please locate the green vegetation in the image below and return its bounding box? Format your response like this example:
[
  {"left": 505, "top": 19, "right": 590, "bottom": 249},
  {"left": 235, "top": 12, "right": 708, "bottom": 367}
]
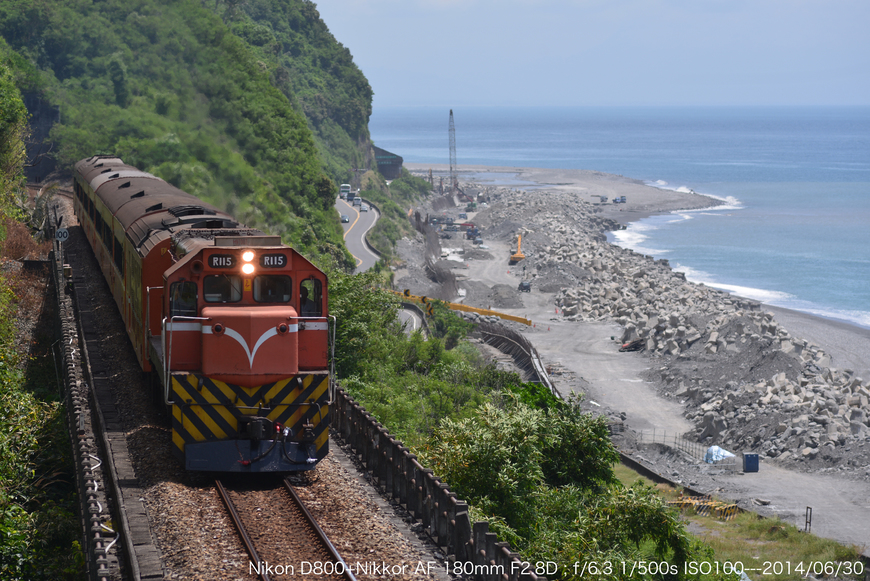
[
  {"left": 219, "top": 0, "right": 373, "bottom": 180},
  {"left": 0, "top": 67, "right": 82, "bottom": 580},
  {"left": 0, "top": 0, "right": 371, "bottom": 267},
  {"left": 388, "top": 167, "right": 433, "bottom": 201},
  {"left": 0, "top": 56, "right": 27, "bottom": 214},
  {"left": 329, "top": 266, "right": 529, "bottom": 445},
  {"left": 358, "top": 168, "right": 432, "bottom": 257},
  {"left": 329, "top": 269, "right": 737, "bottom": 580},
  {"left": 358, "top": 188, "right": 412, "bottom": 257},
  {"left": 614, "top": 466, "right": 865, "bottom": 581}
]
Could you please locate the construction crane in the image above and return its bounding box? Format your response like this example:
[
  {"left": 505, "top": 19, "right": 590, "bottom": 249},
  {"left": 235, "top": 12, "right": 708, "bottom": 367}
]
[
  {"left": 509, "top": 234, "right": 525, "bottom": 264},
  {"left": 449, "top": 109, "right": 458, "bottom": 194}
]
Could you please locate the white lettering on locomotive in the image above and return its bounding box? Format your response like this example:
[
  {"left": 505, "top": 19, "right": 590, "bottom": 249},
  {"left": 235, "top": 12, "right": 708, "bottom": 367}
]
[
  {"left": 209, "top": 254, "right": 235, "bottom": 268},
  {"left": 260, "top": 254, "right": 287, "bottom": 268}
]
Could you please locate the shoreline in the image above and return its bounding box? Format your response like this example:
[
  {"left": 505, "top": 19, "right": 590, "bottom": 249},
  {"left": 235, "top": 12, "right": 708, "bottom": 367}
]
[
  {"left": 399, "top": 163, "right": 870, "bottom": 553},
  {"left": 406, "top": 162, "right": 870, "bottom": 379}
]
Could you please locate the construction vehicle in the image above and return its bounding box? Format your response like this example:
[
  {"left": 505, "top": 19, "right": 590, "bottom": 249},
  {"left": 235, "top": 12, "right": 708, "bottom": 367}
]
[{"left": 509, "top": 234, "right": 525, "bottom": 264}]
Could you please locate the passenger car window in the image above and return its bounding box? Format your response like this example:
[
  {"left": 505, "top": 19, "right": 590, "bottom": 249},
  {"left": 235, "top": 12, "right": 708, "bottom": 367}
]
[
  {"left": 299, "top": 279, "right": 322, "bottom": 316},
  {"left": 169, "top": 281, "right": 198, "bottom": 317},
  {"left": 203, "top": 275, "right": 242, "bottom": 303},
  {"left": 253, "top": 275, "right": 291, "bottom": 303}
]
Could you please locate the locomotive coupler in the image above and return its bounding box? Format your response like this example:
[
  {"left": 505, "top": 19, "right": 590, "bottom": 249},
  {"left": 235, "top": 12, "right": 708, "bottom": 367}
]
[
  {"left": 238, "top": 415, "right": 273, "bottom": 441},
  {"left": 301, "top": 422, "right": 316, "bottom": 443}
]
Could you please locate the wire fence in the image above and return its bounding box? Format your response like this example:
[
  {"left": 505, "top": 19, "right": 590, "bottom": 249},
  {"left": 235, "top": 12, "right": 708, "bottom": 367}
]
[{"left": 636, "top": 429, "right": 740, "bottom": 472}]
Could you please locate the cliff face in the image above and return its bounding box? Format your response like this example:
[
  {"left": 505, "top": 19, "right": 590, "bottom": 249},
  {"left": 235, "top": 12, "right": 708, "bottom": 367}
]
[
  {"left": 221, "top": 0, "right": 375, "bottom": 182},
  {"left": 0, "top": 0, "right": 373, "bottom": 265}
]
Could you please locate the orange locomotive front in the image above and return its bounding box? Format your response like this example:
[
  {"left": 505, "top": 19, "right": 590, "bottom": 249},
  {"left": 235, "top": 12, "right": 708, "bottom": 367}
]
[{"left": 73, "top": 156, "right": 331, "bottom": 472}]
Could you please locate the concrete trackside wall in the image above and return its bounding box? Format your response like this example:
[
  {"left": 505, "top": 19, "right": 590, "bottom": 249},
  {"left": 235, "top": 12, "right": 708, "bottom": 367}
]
[{"left": 331, "top": 388, "right": 546, "bottom": 581}]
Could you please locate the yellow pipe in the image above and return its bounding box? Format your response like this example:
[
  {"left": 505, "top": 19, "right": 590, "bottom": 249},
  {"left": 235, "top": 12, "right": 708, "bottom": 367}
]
[{"left": 389, "top": 289, "right": 531, "bottom": 326}]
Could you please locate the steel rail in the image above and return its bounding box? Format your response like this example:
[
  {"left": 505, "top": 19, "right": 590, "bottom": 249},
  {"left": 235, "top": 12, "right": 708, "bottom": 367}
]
[
  {"left": 214, "top": 479, "right": 272, "bottom": 581},
  {"left": 282, "top": 478, "right": 358, "bottom": 581}
]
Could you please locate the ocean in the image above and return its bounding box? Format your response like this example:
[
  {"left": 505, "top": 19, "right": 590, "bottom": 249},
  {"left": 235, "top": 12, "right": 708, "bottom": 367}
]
[{"left": 369, "top": 106, "right": 870, "bottom": 330}]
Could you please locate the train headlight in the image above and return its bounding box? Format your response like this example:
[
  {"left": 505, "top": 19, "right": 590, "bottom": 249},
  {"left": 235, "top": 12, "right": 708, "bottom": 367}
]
[{"left": 241, "top": 250, "right": 255, "bottom": 274}]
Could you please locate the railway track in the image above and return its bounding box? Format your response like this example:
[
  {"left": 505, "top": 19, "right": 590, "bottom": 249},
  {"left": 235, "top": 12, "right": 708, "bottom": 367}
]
[{"left": 216, "top": 477, "right": 357, "bottom": 581}]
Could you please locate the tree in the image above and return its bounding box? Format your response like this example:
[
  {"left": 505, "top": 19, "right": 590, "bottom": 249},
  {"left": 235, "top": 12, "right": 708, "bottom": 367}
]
[
  {"left": 0, "top": 62, "right": 28, "bottom": 217},
  {"left": 324, "top": 265, "right": 403, "bottom": 378},
  {"left": 107, "top": 53, "right": 130, "bottom": 108}
]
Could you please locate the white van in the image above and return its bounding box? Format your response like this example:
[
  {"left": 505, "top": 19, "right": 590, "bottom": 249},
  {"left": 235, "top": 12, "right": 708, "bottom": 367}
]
[{"left": 352, "top": 196, "right": 362, "bottom": 206}]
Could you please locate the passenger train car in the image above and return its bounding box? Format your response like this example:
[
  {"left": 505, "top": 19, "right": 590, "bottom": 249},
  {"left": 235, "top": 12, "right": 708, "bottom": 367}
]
[{"left": 73, "top": 156, "right": 331, "bottom": 472}]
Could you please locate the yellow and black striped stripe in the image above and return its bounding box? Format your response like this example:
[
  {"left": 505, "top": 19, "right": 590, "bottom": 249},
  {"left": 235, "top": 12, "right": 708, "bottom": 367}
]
[{"left": 171, "top": 373, "right": 329, "bottom": 467}]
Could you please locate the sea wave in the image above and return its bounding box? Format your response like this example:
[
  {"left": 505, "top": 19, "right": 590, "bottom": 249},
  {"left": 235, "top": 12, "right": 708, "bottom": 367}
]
[
  {"left": 673, "top": 264, "right": 796, "bottom": 303},
  {"left": 672, "top": 265, "right": 870, "bottom": 329},
  {"left": 766, "top": 298, "right": 870, "bottom": 330},
  {"left": 643, "top": 180, "right": 744, "bottom": 211},
  {"left": 610, "top": 227, "right": 670, "bottom": 255}
]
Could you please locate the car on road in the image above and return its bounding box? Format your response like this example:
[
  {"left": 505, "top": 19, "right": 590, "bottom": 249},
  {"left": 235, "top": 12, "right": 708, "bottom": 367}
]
[
  {"left": 340, "top": 214, "right": 349, "bottom": 223},
  {"left": 518, "top": 281, "right": 531, "bottom": 292},
  {"left": 360, "top": 204, "right": 369, "bottom": 212},
  {"left": 352, "top": 196, "right": 362, "bottom": 206}
]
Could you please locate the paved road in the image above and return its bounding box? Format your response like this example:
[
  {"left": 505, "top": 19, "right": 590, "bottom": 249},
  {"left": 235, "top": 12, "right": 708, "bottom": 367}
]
[
  {"left": 397, "top": 306, "right": 425, "bottom": 336},
  {"left": 336, "top": 197, "right": 379, "bottom": 273},
  {"left": 336, "top": 197, "right": 424, "bottom": 336}
]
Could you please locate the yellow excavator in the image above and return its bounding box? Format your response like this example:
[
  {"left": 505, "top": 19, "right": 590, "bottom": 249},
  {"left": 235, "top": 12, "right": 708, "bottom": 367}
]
[{"left": 509, "top": 234, "right": 525, "bottom": 264}]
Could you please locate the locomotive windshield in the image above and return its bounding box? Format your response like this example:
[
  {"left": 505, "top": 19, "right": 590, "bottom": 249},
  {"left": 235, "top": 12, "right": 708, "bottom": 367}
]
[
  {"left": 253, "top": 275, "right": 292, "bottom": 303},
  {"left": 169, "top": 281, "right": 198, "bottom": 317},
  {"left": 300, "top": 279, "right": 322, "bottom": 316},
  {"left": 203, "top": 275, "right": 242, "bottom": 303}
]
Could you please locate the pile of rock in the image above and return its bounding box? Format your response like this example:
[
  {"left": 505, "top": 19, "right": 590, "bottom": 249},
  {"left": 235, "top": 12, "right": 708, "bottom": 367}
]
[{"left": 470, "top": 184, "right": 870, "bottom": 476}]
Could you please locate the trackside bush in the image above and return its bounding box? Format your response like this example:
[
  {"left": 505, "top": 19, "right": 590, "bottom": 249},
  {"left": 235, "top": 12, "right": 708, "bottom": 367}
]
[{"left": 422, "top": 397, "right": 733, "bottom": 581}]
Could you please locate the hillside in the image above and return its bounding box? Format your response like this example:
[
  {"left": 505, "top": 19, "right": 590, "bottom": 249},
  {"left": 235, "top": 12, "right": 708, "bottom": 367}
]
[
  {"left": 0, "top": 0, "right": 375, "bottom": 266},
  {"left": 222, "top": 0, "right": 374, "bottom": 180}
]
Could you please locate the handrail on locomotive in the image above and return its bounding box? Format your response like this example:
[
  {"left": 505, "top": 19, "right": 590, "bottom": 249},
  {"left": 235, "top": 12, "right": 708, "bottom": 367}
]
[{"left": 163, "top": 315, "right": 211, "bottom": 406}]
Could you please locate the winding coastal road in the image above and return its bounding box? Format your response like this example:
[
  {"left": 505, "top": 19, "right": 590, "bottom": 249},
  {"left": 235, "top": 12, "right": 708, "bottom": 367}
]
[
  {"left": 335, "top": 196, "right": 380, "bottom": 273},
  {"left": 336, "top": 195, "right": 424, "bottom": 333}
]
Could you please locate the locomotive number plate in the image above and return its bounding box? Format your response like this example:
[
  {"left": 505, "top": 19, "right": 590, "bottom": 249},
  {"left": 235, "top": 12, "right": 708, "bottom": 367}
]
[
  {"left": 208, "top": 254, "right": 236, "bottom": 268},
  {"left": 259, "top": 253, "right": 287, "bottom": 268}
]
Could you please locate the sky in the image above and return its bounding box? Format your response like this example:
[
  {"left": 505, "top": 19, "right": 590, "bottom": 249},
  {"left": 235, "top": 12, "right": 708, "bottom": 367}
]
[{"left": 314, "top": 0, "right": 870, "bottom": 109}]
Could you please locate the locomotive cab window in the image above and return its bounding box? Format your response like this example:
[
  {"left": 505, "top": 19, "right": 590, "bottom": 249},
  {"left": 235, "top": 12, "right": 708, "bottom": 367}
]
[
  {"left": 253, "top": 275, "right": 291, "bottom": 303},
  {"left": 169, "top": 281, "right": 198, "bottom": 318},
  {"left": 299, "top": 279, "right": 322, "bottom": 316},
  {"left": 203, "top": 275, "right": 242, "bottom": 303}
]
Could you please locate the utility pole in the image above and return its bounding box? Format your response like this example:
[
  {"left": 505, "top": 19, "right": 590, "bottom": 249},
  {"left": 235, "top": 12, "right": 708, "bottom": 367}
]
[{"left": 448, "top": 109, "right": 457, "bottom": 194}]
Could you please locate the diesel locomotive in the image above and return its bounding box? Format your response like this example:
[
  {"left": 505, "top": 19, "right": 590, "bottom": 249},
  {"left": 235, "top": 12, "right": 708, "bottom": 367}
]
[{"left": 73, "top": 155, "right": 331, "bottom": 472}]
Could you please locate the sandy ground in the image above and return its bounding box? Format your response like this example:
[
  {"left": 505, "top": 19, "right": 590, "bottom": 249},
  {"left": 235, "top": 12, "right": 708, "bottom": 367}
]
[
  {"left": 405, "top": 163, "right": 870, "bottom": 557},
  {"left": 406, "top": 163, "right": 722, "bottom": 223}
]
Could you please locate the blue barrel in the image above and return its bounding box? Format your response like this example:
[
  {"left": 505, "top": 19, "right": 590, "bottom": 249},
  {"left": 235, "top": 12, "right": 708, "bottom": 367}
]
[{"left": 743, "top": 453, "right": 759, "bottom": 473}]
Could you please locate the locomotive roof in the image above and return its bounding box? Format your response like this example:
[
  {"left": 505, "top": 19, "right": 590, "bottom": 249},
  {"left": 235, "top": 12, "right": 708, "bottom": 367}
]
[{"left": 77, "top": 156, "right": 238, "bottom": 250}]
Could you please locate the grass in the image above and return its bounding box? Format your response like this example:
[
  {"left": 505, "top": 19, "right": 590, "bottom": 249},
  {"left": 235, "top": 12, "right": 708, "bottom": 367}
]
[{"left": 614, "top": 462, "right": 866, "bottom": 580}]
